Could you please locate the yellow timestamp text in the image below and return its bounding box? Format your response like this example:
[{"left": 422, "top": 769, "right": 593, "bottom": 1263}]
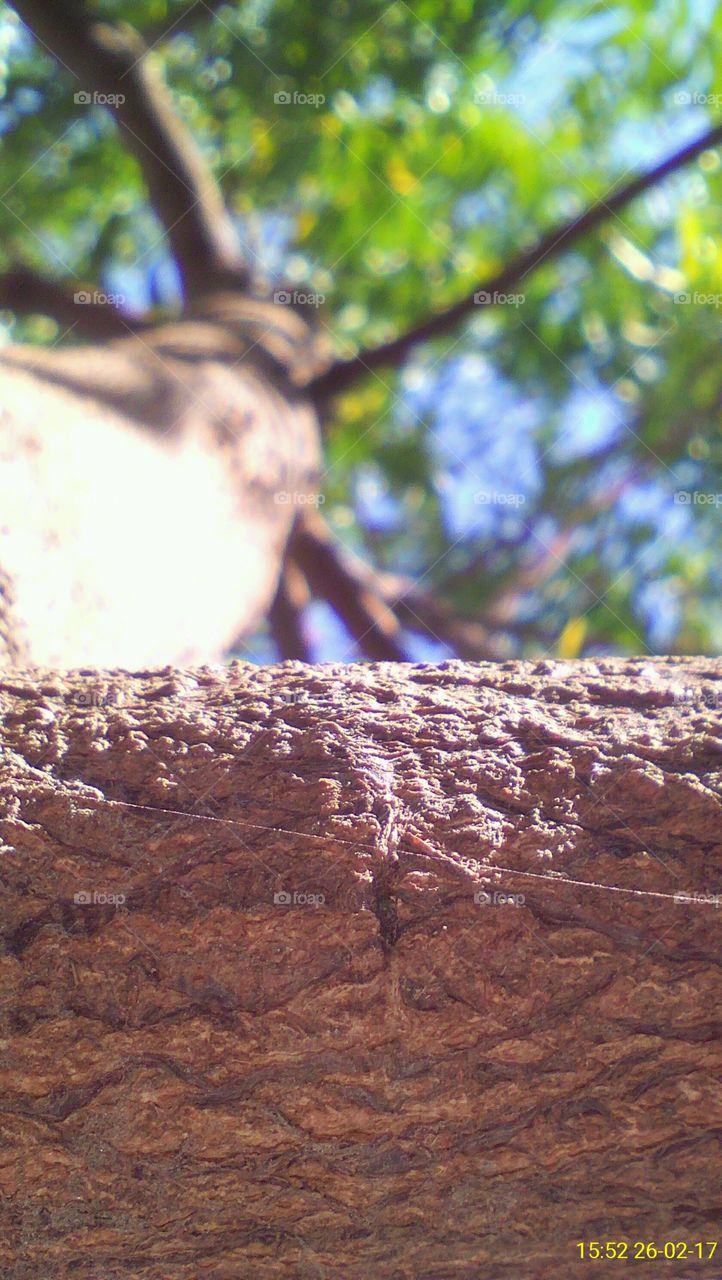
[{"left": 576, "top": 1241, "right": 718, "bottom": 1262}]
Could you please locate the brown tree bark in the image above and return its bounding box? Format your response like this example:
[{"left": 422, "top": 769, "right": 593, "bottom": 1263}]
[{"left": 1, "top": 657, "right": 720, "bottom": 1279}]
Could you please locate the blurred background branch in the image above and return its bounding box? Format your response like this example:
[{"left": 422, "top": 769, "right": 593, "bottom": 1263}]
[{"left": 11, "top": 0, "right": 248, "bottom": 298}]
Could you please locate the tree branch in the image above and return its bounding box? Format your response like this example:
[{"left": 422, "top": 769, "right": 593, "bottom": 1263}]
[
  {"left": 310, "top": 121, "right": 722, "bottom": 398},
  {"left": 291, "top": 511, "right": 409, "bottom": 662},
  {"left": 269, "top": 555, "right": 313, "bottom": 662},
  {"left": 291, "top": 515, "right": 537, "bottom": 661},
  {"left": 0, "top": 266, "right": 149, "bottom": 337},
  {"left": 11, "top": 0, "right": 247, "bottom": 300},
  {"left": 382, "top": 579, "right": 511, "bottom": 660}
]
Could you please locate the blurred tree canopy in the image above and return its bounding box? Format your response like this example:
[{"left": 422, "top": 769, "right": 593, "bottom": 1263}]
[{"left": 0, "top": 0, "right": 721, "bottom": 660}]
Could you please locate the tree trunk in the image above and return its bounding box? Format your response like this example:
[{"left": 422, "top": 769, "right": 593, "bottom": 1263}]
[
  {"left": 0, "top": 295, "right": 322, "bottom": 667},
  {"left": 1, "top": 656, "right": 720, "bottom": 1279}
]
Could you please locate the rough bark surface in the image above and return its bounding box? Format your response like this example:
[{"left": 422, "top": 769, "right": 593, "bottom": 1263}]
[
  {"left": 0, "top": 657, "right": 720, "bottom": 1279},
  {"left": 0, "top": 295, "right": 323, "bottom": 667}
]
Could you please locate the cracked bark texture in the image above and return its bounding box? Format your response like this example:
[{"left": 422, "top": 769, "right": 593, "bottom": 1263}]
[{"left": 0, "top": 656, "right": 720, "bottom": 1280}]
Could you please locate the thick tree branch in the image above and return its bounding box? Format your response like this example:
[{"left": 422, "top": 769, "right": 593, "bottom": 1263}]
[
  {"left": 11, "top": 0, "right": 247, "bottom": 299},
  {"left": 291, "top": 511, "right": 409, "bottom": 662},
  {"left": 2, "top": 660, "right": 720, "bottom": 1279},
  {"left": 292, "top": 516, "right": 533, "bottom": 661},
  {"left": 310, "top": 121, "right": 722, "bottom": 398},
  {"left": 269, "top": 555, "right": 313, "bottom": 662},
  {"left": 0, "top": 266, "right": 149, "bottom": 337}
]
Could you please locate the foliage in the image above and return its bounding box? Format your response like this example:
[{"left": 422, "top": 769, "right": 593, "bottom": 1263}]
[{"left": 1, "top": 0, "right": 721, "bottom": 658}]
